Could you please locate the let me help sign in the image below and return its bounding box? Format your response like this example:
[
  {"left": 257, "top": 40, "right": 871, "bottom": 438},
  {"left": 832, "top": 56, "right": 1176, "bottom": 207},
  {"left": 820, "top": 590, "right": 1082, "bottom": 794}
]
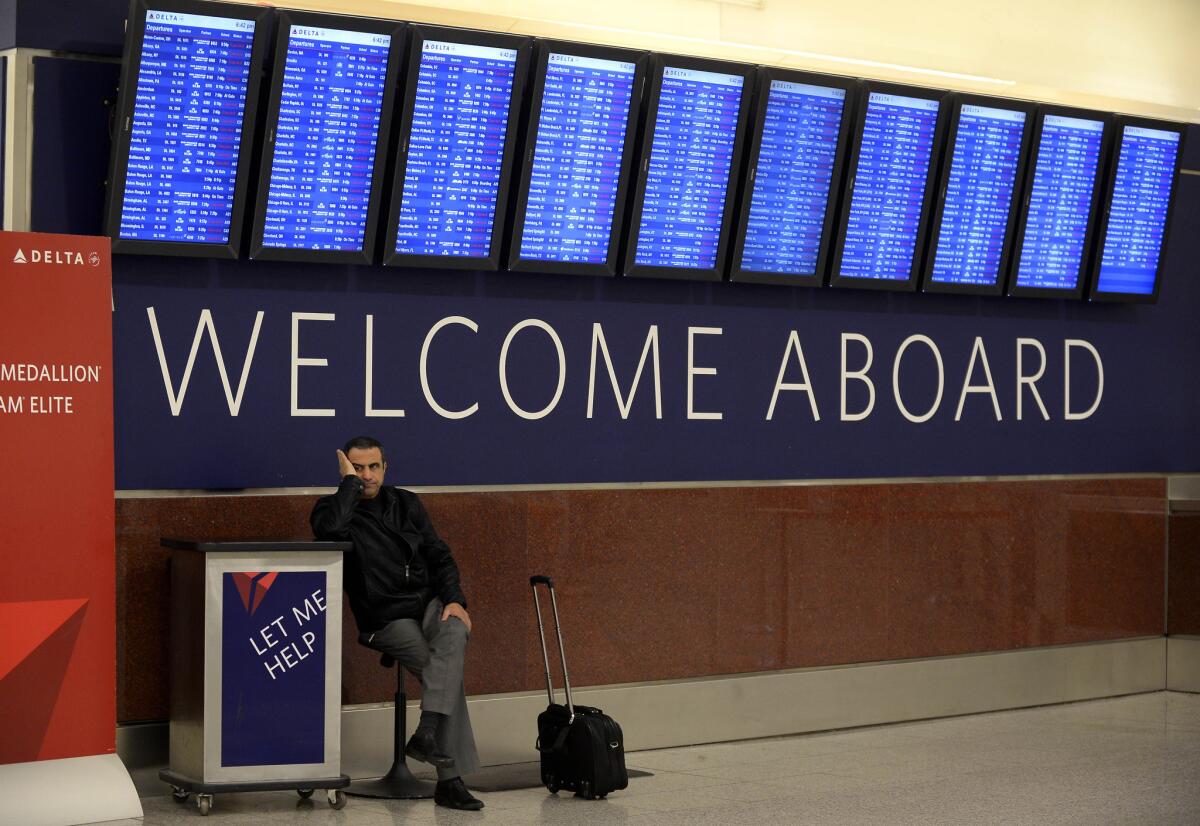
[
  {"left": 220, "top": 571, "right": 328, "bottom": 767},
  {"left": 0, "top": 232, "right": 116, "bottom": 764}
]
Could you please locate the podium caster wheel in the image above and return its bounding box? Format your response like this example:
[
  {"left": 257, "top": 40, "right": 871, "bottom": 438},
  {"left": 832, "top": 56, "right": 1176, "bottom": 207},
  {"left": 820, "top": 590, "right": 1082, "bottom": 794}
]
[
  {"left": 297, "top": 789, "right": 314, "bottom": 799},
  {"left": 328, "top": 789, "right": 346, "bottom": 810},
  {"left": 197, "top": 794, "right": 212, "bottom": 816},
  {"left": 171, "top": 786, "right": 189, "bottom": 803}
]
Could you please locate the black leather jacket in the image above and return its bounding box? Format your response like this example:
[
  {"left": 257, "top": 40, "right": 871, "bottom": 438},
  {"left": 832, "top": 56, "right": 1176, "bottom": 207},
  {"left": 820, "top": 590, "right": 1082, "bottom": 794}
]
[{"left": 311, "top": 476, "right": 467, "bottom": 633}]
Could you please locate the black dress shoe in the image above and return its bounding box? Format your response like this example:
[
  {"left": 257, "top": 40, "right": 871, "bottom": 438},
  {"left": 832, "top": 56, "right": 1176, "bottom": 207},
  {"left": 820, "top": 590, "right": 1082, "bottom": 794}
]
[
  {"left": 404, "top": 730, "right": 454, "bottom": 768},
  {"left": 434, "top": 777, "right": 484, "bottom": 811}
]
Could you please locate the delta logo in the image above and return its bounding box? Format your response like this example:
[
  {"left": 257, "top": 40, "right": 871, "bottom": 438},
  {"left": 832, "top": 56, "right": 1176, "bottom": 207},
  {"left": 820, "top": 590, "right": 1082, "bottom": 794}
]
[
  {"left": 232, "top": 571, "right": 279, "bottom": 615},
  {"left": 11, "top": 248, "right": 97, "bottom": 266}
]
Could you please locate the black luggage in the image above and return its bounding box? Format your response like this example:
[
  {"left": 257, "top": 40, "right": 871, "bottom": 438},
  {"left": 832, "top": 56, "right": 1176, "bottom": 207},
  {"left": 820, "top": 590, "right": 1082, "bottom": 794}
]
[{"left": 531, "top": 575, "right": 628, "bottom": 799}]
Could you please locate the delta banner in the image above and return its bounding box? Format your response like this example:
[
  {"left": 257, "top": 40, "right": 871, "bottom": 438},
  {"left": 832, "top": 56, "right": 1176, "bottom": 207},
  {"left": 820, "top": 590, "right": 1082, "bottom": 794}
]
[
  {"left": 109, "top": 196, "right": 1200, "bottom": 490},
  {"left": 220, "top": 571, "right": 327, "bottom": 767},
  {"left": 0, "top": 232, "right": 115, "bottom": 764}
]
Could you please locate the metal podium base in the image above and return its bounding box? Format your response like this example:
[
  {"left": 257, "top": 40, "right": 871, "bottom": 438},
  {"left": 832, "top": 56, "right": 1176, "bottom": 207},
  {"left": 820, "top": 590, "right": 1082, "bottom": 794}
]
[
  {"left": 159, "top": 768, "right": 350, "bottom": 815},
  {"left": 347, "top": 759, "right": 436, "bottom": 799}
]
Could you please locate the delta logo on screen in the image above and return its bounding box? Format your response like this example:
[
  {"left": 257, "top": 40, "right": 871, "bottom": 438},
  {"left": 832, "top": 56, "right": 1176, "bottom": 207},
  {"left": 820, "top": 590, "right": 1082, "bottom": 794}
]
[
  {"left": 10, "top": 248, "right": 99, "bottom": 267},
  {"left": 231, "top": 571, "right": 279, "bottom": 615}
]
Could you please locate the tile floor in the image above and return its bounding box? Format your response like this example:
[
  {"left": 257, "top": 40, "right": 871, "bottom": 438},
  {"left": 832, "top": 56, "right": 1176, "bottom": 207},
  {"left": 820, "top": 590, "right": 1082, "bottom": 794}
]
[{"left": 119, "top": 691, "right": 1200, "bottom": 825}]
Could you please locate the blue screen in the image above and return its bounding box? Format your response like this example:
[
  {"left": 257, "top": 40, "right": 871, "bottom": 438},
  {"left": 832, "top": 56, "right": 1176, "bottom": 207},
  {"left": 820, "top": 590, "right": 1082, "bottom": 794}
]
[
  {"left": 517, "top": 53, "right": 637, "bottom": 265},
  {"left": 395, "top": 40, "right": 518, "bottom": 258},
  {"left": 1094, "top": 125, "right": 1181, "bottom": 296},
  {"left": 260, "top": 25, "right": 391, "bottom": 252},
  {"left": 928, "top": 104, "right": 1027, "bottom": 288},
  {"left": 119, "top": 10, "right": 257, "bottom": 243},
  {"left": 838, "top": 92, "right": 940, "bottom": 281},
  {"left": 739, "top": 80, "right": 847, "bottom": 276},
  {"left": 1013, "top": 114, "right": 1105, "bottom": 291},
  {"left": 633, "top": 66, "right": 744, "bottom": 270}
]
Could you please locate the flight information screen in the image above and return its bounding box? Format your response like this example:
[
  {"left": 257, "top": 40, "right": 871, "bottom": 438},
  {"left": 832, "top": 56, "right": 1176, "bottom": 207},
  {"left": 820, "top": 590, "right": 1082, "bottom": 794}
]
[
  {"left": 633, "top": 66, "right": 744, "bottom": 270},
  {"left": 839, "top": 92, "right": 940, "bottom": 281},
  {"left": 1094, "top": 125, "right": 1181, "bottom": 295},
  {"left": 395, "top": 40, "right": 518, "bottom": 258},
  {"left": 739, "top": 80, "right": 847, "bottom": 276},
  {"left": 517, "top": 53, "right": 637, "bottom": 265},
  {"left": 928, "top": 104, "right": 1027, "bottom": 288},
  {"left": 260, "top": 25, "right": 392, "bottom": 251},
  {"left": 119, "top": 10, "right": 257, "bottom": 243},
  {"left": 1013, "top": 114, "right": 1105, "bottom": 291}
]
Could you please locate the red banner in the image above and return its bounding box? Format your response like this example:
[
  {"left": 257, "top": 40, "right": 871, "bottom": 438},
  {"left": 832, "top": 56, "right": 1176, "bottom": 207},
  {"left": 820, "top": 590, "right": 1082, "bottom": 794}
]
[{"left": 0, "top": 232, "right": 115, "bottom": 763}]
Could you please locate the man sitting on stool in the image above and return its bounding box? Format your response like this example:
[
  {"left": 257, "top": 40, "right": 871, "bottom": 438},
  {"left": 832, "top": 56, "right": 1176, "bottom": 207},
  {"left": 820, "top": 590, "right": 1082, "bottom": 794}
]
[{"left": 311, "top": 435, "right": 483, "bottom": 812}]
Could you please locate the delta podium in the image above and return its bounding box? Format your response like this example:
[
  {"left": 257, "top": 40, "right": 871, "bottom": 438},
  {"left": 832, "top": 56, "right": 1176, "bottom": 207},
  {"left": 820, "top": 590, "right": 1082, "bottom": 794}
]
[{"left": 158, "top": 539, "right": 351, "bottom": 816}]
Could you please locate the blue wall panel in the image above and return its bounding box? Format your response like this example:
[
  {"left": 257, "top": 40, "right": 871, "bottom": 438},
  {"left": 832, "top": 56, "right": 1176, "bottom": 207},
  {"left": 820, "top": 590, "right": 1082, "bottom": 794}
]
[{"left": 110, "top": 175, "right": 1200, "bottom": 488}]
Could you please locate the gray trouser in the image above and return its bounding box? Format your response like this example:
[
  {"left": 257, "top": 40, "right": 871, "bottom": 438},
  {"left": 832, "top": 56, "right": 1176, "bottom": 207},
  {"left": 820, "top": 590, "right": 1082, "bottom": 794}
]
[{"left": 361, "top": 598, "right": 480, "bottom": 779}]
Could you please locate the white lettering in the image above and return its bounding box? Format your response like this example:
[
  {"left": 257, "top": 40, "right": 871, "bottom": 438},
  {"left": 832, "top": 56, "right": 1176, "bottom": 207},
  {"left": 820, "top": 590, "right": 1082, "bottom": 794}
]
[
  {"left": 28, "top": 395, "right": 74, "bottom": 414},
  {"left": 840, "top": 333, "right": 875, "bottom": 421},
  {"left": 587, "top": 324, "right": 662, "bottom": 419},
  {"left": 892, "top": 334, "right": 944, "bottom": 423},
  {"left": 28, "top": 249, "right": 83, "bottom": 265},
  {"left": 258, "top": 624, "right": 276, "bottom": 650},
  {"left": 290, "top": 312, "right": 336, "bottom": 417},
  {"left": 1064, "top": 339, "right": 1104, "bottom": 420},
  {"left": 954, "top": 337, "right": 1001, "bottom": 421},
  {"left": 499, "top": 320, "right": 566, "bottom": 420},
  {"left": 264, "top": 655, "right": 286, "bottom": 680},
  {"left": 0, "top": 364, "right": 100, "bottom": 382},
  {"left": 147, "top": 307, "right": 264, "bottom": 417},
  {"left": 766, "top": 330, "right": 819, "bottom": 421},
  {"left": 686, "top": 327, "right": 723, "bottom": 420},
  {"left": 420, "top": 316, "right": 479, "bottom": 419},
  {"left": 1016, "top": 338, "right": 1050, "bottom": 421},
  {"left": 364, "top": 315, "right": 404, "bottom": 418},
  {"left": 292, "top": 590, "right": 328, "bottom": 626}
]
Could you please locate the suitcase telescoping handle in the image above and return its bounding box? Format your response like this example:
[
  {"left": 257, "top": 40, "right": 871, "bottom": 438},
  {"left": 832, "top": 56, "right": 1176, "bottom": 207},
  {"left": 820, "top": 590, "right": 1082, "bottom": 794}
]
[{"left": 530, "top": 575, "right": 574, "bottom": 723}]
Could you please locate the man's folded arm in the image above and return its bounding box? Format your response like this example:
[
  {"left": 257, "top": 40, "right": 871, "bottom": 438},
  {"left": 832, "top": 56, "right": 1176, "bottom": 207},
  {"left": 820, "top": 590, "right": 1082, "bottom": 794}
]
[{"left": 310, "top": 475, "right": 364, "bottom": 540}]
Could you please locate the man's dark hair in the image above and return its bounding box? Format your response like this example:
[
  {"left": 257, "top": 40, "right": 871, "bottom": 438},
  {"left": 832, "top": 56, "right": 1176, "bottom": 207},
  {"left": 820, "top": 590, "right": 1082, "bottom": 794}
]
[{"left": 343, "top": 435, "right": 386, "bottom": 463}]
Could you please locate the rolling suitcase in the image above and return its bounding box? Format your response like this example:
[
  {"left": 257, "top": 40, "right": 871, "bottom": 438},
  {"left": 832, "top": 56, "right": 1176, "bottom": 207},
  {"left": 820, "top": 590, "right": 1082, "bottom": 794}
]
[{"left": 530, "top": 575, "right": 628, "bottom": 799}]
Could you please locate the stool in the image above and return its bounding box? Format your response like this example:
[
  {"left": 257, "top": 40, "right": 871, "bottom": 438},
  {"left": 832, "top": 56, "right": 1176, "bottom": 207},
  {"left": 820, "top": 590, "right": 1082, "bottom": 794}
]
[{"left": 346, "top": 654, "right": 437, "bottom": 799}]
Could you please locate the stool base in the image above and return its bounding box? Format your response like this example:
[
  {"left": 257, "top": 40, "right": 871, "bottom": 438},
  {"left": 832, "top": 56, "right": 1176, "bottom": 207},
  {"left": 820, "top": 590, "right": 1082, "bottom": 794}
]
[{"left": 347, "top": 760, "right": 436, "bottom": 799}]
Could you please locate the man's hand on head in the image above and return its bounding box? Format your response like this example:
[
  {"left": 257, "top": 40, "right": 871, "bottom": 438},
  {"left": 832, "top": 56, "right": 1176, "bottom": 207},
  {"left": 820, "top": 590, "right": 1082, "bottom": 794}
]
[
  {"left": 337, "top": 449, "right": 356, "bottom": 480},
  {"left": 441, "top": 602, "right": 472, "bottom": 633}
]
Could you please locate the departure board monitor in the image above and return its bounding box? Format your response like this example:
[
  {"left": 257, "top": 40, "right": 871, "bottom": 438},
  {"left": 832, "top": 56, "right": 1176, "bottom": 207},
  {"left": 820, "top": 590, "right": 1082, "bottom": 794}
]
[
  {"left": 104, "top": 0, "right": 271, "bottom": 258},
  {"left": 623, "top": 55, "right": 754, "bottom": 281},
  {"left": 249, "top": 12, "right": 404, "bottom": 264},
  {"left": 729, "top": 69, "right": 857, "bottom": 287},
  {"left": 830, "top": 82, "right": 948, "bottom": 291},
  {"left": 383, "top": 26, "right": 531, "bottom": 269},
  {"left": 507, "top": 42, "right": 646, "bottom": 277},
  {"left": 1008, "top": 106, "right": 1111, "bottom": 298},
  {"left": 1088, "top": 117, "right": 1185, "bottom": 303},
  {"left": 921, "top": 95, "right": 1034, "bottom": 296}
]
